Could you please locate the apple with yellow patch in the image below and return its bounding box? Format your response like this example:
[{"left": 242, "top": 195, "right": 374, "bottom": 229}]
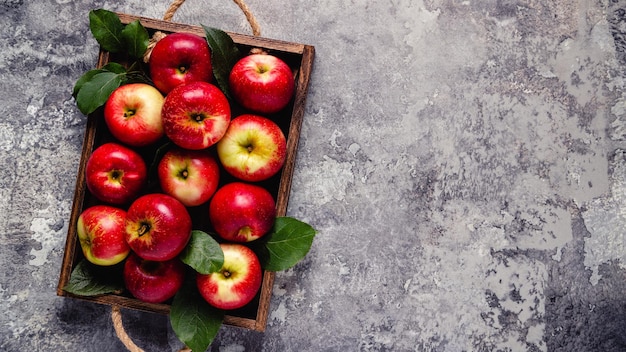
[
  {"left": 216, "top": 114, "right": 286, "bottom": 182},
  {"left": 76, "top": 205, "right": 130, "bottom": 266},
  {"left": 196, "top": 243, "right": 262, "bottom": 310},
  {"left": 104, "top": 83, "right": 165, "bottom": 147},
  {"left": 161, "top": 81, "right": 231, "bottom": 150},
  {"left": 157, "top": 147, "right": 220, "bottom": 207}
]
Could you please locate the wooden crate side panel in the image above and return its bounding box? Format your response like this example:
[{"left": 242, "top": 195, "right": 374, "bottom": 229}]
[
  {"left": 275, "top": 45, "right": 315, "bottom": 214},
  {"left": 57, "top": 50, "right": 113, "bottom": 296}
]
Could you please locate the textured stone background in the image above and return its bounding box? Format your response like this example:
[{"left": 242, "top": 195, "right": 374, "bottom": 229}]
[{"left": 1, "top": 0, "right": 625, "bottom": 351}]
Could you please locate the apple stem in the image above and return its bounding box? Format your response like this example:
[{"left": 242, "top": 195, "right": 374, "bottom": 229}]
[
  {"left": 222, "top": 270, "right": 231, "bottom": 278},
  {"left": 109, "top": 170, "right": 122, "bottom": 181},
  {"left": 191, "top": 113, "right": 205, "bottom": 122},
  {"left": 138, "top": 223, "right": 151, "bottom": 237}
]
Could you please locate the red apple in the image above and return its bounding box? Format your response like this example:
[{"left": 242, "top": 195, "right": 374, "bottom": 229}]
[
  {"left": 149, "top": 32, "right": 213, "bottom": 95},
  {"left": 229, "top": 54, "right": 295, "bottom": 114},
  {"left": 157, "top": 147, "right": 220, "bottom": 207},
  {"left": 76, "top": 205, "right": 130, "bottom": 266},
  {"left": 209, "top": 182, "right": 276, "bottom": 242},
  {"left": 123, "top": 252, "right": 185, "bottom": 303},
  {"left": 216, "top": 114, "right": 287, "bottom": 182},
  {"left": 85, "top": 142, "right": 147, "bottom": 205},
  {"left": 125, "top": 193, "right": 192, "bottom": 261},
  {"left": 162, "top": 81, "right": 231, "bottom": 150},
  {"left": 104, "top": 83, "right": 165, "bottom": 147},
  {"left": 196, "top": 243, "right": 262, "bottom": 310}
]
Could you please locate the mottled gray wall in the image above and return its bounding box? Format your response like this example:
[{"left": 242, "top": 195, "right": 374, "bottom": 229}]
[{"left": 1, "top": 0, "right": 625, "bottom": 351}]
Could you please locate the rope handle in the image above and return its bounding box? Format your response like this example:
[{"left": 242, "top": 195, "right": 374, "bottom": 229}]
[
  {"left": 111, "top": 306, "right": 145, "bottom": 352},
  {"left": 162, "top": 0, "right": 260, "bottom": 34},
  {"left": 112, "top": 305, "right": 193, "bottom": 352},
  {"left": 143, "top": 0, "right": 261, "bottom": 62}
]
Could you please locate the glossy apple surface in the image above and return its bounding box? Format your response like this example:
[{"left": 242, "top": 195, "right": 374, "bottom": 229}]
[
  {"left": 149, "top": 32, "right": 213, "bottom": 95},
  {"left": 157, "top": 148, "right": 220, "bottom": 207},
  {"left": 229, "top": 54, "right": 295, "bottom": 114},
  {"left": 196, "top": 243, "right": 262, "bottom": 310},
  {"left": 217, "top": 114, "right": 287, "bottom": 182},
  {"left": 104, "top": 83, "right": 165, "bottom": 147},
  {"left": 85, "top": 142, "right": 147, "bottom": 205},
  {"left": 123, "top": 252, "right": 185, "bottom": 303},
  {"left": 125, "top": 193, "right": 192, "bottom": 261},
  {"left": 162, "top": 81, "right": 231, "bottom": 150},
  {"left": 209, "top": 182, "right": 276, "bottom": 242},
  {"left": 77, "top": 205, "right": 130, "bottom": 266}
]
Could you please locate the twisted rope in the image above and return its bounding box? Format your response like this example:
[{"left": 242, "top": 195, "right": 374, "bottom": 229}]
[
  {"left": 143, "top": 0, "right": 261, "bottom": 62},
  {"left": 112, "top": 305, "right": 193, "bottom": 352},
  {"left": 111, "top": 306, "right": 145, "bottom": 352}
]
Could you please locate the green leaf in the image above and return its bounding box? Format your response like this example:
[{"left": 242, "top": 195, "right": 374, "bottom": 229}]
[
  {"left": 89, "top": 9, "right": 125, "bottom": 53},
  {"left": 179, "top": 231, "right": 224, "bottom": 275},
  {"left": 121, "top": 20, "right": 149, "bottom": 59},
  {"left": 170, "top": 280, "right": 223, "bottom": 352},
  {"left": 75, "top": 70, "right": 125, "bottom": 115},
  {"left": 260, "top": 217, "right": 317, "bottom": 272},
  {"left": 101, "top": 61, "right": 128, "bottom": 74},
  {"left": 73, "top": 63, "right": 126, "bottom": 99},
  {"left": 63, "top": 259, "right": 124, "bottom": 296},
  {"left": 73, "top": 69, "right": 104, "bottom": 98},
  {"left": 202, "top": 25, "right": 242, "bottom": 99}
]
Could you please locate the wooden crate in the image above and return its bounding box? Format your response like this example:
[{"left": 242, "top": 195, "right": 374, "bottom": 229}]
[{"left": 57, "top": 13, "right": 315, "bottom": 332}]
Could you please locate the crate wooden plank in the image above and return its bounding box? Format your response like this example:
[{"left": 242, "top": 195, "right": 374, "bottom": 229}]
[{"left": 57, "top": 13, "right": 314, "bottom": 333}]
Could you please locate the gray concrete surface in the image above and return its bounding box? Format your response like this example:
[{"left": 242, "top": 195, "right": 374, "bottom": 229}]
[{"left": 2, "top": 0, "right": 626, "bottom": 351}]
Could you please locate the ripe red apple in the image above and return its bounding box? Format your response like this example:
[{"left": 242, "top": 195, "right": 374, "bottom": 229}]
[
  {"left": 161, "top": 81, "right": 231, "bottom": 150},
  {"left": 157, "top": 147, "right": 220, "bottom": 207},
  {"left": 196, "top": 243, "right": 262, "bottom": 310},
  {"left": 125, "top": 193, "right": 192, "bottom": 261},
  {"left": 216, "top": 114, "right": 287, "bottom": 182},
  {"left": 123, "top": 252, "right": 185, "bottom": 303},
  {"left": 229, "top": 54, "right": 295, "bottom": 114},
  {"left": 76, "top": 205, "right": 130, "bottom": 266},
  {"left": 209, "top": 182, "right": 276, "bottom": 242},
  {"left": 85, "top": 142, "right": 147, "bottom": 205},
  {"left": 149, "top": 32, "right": 213, "bottom": 95},
  {"left": 103, "top": 83, "right": 165, "bottom": 147}
]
